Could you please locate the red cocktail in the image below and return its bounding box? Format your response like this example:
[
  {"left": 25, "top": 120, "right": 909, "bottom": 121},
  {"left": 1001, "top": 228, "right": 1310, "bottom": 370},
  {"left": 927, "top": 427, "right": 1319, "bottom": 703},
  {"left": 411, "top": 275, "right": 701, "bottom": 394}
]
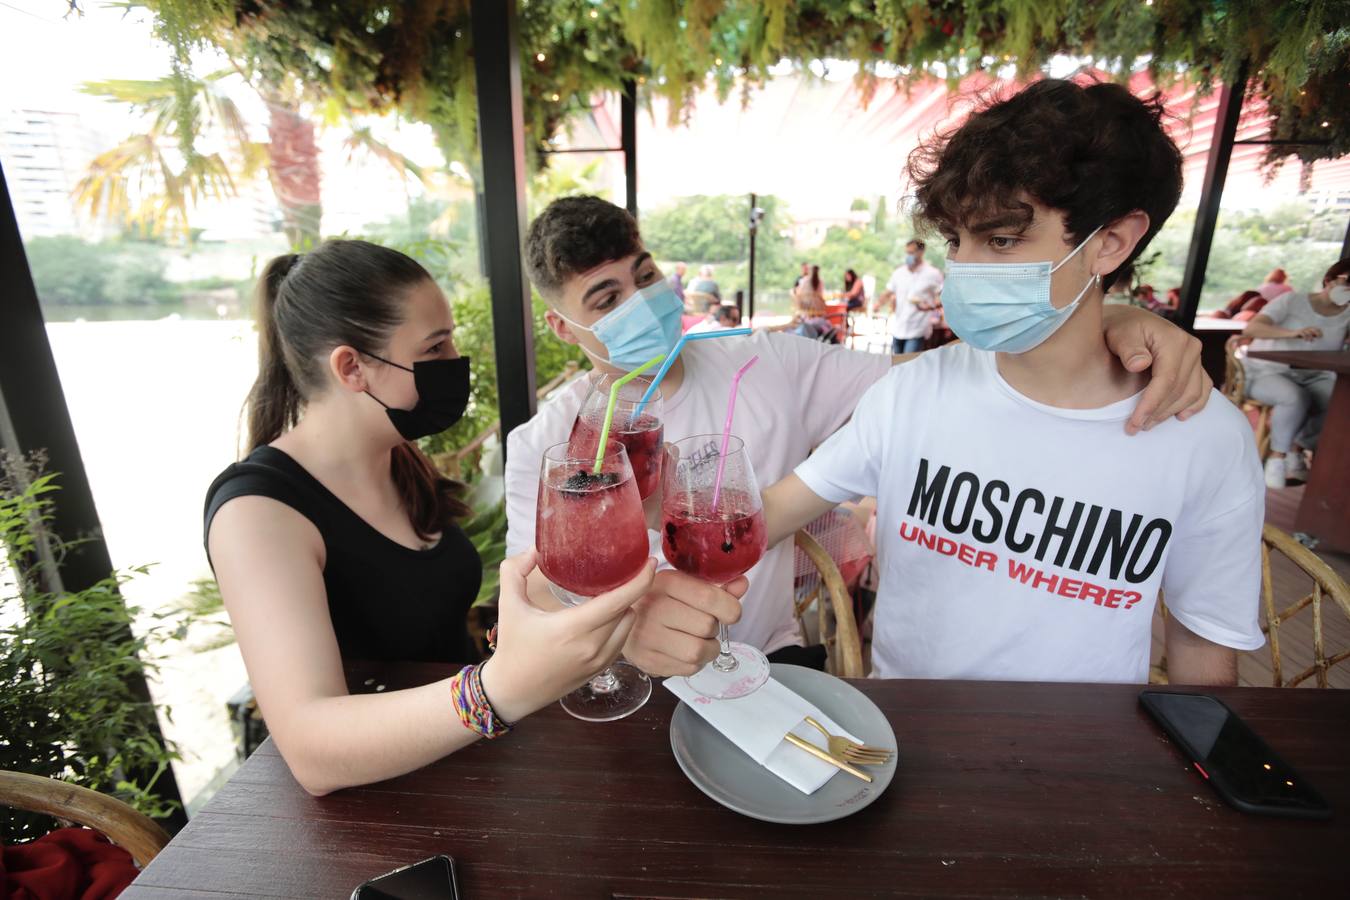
[
  {"left": 570, "top": 372, "right": 665, "bottom": 500},
  {"left": 568, "top": 413, "right": 664, "bottom": 500},
  {"left": 661, "top": 434, "right": 771, "bottom": 700},
  {"left": 536, "top": 439, "right": 653, "bottom": 722},
  {"left": 536, "top": 447, "right": 648, "bottom": 600},
  {"left": 662, "top": 488, "right": 766, "bottom": 584}
]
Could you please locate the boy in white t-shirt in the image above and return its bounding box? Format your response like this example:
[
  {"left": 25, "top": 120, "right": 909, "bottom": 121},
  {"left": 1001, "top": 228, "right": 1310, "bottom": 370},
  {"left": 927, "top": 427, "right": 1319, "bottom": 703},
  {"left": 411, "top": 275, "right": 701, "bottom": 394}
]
[
  {"left": 762, "top": 79, "right": 1265, "bottom": 685},
  {"left": 508, "top": 195, "right": 1219, "bottom": 679}
]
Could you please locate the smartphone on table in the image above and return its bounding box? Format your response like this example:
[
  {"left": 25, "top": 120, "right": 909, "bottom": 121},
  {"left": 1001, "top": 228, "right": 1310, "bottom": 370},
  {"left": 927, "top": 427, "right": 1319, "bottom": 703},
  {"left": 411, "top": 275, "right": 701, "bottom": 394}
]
[
  {"left": 1139, "top": 690, "right": 1330, "bottom": 820},
  {"left": 351, "top": 855, "right": 461, "bottom": 899}
]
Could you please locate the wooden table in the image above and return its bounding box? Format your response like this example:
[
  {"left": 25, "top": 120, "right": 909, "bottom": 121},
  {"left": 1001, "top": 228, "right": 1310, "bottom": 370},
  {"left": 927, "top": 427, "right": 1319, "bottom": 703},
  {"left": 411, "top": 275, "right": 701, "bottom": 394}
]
[
  {"left": 124, "top": 664, "right": 1350, "bottom": 898},
  {"left": 1247, "top": 350, "right": 1350, "bottom": 552}
]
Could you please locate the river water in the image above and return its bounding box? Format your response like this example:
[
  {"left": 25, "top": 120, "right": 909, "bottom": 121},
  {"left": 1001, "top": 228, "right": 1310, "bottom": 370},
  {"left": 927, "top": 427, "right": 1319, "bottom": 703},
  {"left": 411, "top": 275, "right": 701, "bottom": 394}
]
[{"left": 45, "top": 315, "right": 258, "bottom": 806}]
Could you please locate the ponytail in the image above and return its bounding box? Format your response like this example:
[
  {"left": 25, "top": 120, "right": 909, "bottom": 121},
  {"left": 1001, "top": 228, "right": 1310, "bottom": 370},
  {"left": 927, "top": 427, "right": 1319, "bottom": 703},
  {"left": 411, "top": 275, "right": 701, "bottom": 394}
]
[
  {"left": 246, "top": 254, "right": 303, "bottom": 451},
  {"left": 392, "top": 443, "right": 471, "bottom": 541}
]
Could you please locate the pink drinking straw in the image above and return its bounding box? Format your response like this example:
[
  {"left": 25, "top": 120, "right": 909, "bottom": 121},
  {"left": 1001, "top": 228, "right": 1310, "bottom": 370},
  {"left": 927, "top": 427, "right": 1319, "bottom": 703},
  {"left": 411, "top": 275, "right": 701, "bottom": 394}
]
[{"left": 710, "top": 355, "right": 759, "bottom": 511}]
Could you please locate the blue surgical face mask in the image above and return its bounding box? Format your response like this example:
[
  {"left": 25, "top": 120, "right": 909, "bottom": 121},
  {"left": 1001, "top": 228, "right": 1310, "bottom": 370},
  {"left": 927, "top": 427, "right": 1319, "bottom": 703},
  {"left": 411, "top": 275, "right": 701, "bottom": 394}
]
[
  {"left": 904, "top": 253, "right": 918, "bottom": 268},
  {"left": 556, "top": 280, "right": 685, "bottom": 370},
  {"left": 941, "top": 227, "right": 1102, "bottom": 354}
]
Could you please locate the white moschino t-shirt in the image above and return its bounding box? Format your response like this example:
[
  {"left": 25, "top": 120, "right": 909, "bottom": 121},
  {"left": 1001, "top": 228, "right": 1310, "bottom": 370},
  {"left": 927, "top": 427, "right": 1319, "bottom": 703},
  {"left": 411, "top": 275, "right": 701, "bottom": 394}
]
[{"left": 796, "top": 342, "right": 1266, "bottom": 683}]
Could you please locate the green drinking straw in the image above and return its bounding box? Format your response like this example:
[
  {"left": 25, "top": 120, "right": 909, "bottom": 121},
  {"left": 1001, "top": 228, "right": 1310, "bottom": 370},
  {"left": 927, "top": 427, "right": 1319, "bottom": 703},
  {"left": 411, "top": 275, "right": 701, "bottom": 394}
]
[
  {"left": 634, "top": 327, "right": 752, "bottom": 417},
  {"left": 593, "top": 353, "right": 667, "bottom": 474}
]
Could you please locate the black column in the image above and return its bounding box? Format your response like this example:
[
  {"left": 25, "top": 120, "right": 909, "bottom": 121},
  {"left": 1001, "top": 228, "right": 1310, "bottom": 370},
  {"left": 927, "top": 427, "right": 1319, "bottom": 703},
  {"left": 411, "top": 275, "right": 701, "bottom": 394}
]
[
  {"left": 0, "top": 162, "right": 187, "bottom": 830},
  {"left": 1178, "top": 65, "right": 1248, "bottom": 331},
  {"left": 1340, "top": 214, "right": 1349, "bottom": 261},
  {"left": 621, "top": 79, "right": 638, "bottom": 221},
  {"left": 471, "top": 0, "right": 537, "bottom": 446}
]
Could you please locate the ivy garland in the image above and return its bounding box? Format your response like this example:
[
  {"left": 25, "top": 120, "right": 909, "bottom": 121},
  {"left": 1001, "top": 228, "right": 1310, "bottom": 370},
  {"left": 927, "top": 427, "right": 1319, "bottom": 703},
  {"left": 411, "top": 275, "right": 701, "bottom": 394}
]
[{"left": 136, "top": 1, "right": 1348, "bottom": 169}]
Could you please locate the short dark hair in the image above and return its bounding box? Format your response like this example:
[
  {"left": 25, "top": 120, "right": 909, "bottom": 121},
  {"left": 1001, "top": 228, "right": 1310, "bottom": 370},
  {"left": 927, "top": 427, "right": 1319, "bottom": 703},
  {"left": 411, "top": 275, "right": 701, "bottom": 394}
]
[
  {"left": 906, "top": 239, "right": 925, "bottom": 252},
  {"left": 1323, "top": 258, "right": 1350, "bottom": 286},
  {"left": 525, "top": 196, "right": 641, "bottom": 300},
  {"left": 908, "top": 79, "right": 1183, "bottom": 289}
]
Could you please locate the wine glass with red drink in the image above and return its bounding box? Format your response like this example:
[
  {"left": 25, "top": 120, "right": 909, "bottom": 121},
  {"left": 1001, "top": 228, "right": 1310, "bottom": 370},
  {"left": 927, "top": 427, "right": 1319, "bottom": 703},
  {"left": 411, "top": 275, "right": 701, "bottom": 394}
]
[
  {"left": 568, "top": 372, "right": 665, "bottom": 500},
  {"left": 536, "top": 439, "right": 653, "bottom": 720},
  {"left": 661, "top": 434, "right": 770, "bottom": 700}
]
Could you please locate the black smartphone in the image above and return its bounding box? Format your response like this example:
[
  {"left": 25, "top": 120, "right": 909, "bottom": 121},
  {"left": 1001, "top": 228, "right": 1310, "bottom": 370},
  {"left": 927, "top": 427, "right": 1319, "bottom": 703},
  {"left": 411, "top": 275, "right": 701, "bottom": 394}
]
[
  {"left": 1139, "top": 690, "right": 1331, "bottom": 820},
  {"left": 351, "top": 855, "right": 460, "bottom": 900}
]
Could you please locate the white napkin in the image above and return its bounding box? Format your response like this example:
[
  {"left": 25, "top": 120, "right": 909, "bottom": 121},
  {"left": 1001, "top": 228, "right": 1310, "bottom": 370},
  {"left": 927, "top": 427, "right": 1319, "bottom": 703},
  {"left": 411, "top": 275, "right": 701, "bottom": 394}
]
[{"left": 665, "top": 676, "right": 865, "bottom": 794}]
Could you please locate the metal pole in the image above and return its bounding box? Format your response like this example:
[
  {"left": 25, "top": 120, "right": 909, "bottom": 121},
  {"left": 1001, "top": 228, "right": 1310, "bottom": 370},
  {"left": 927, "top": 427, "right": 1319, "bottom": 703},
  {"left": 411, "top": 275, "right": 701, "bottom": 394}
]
[
  {"left": 0, "top": 162, "right": 187, "bottom": 831},
  {"left": 471, "top": 0, "right": 537, "bottom": 448},
  {"left": 1178, "top": 64, "right": 1248, "bottom": 331},
  {"left": 621, "top": 79, "right": 638, "bottom": 221},
  {"left": 1341, "top": 214, "right": 1349, "bottom": 261},
  {"left": 747, "top": 193, "right": 758, "bottom": 324}
]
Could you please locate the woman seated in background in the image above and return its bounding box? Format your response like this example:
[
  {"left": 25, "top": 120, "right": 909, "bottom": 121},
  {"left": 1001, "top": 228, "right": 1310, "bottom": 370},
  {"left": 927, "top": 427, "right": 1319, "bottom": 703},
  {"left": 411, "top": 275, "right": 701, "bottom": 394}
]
[
  {"left": 793, "top": 264, "right": 838, "bottom": 341},
  {"left": 842, "top": 268, "right": 866, "bottom": 311},
  {"left": 1241, "top": 258, "right": 1350, "bottom": 488}
]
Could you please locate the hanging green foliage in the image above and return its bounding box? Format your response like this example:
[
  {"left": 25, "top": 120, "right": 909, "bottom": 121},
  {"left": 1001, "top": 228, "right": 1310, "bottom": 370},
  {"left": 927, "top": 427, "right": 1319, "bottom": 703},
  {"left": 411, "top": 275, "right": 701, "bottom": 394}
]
[{"left": 132, "top": 1, "right": 1348, "bottom": 169}]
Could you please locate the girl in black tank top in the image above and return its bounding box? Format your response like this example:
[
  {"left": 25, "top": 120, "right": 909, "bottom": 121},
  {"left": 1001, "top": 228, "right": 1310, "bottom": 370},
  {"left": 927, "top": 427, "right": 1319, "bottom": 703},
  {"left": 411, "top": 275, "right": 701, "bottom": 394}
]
[
  {"left": 205, "top": 240, "right": 652, "bottom": 795},
  {"left": 205, "top": 446, "right": 478, "bottom": 663}
]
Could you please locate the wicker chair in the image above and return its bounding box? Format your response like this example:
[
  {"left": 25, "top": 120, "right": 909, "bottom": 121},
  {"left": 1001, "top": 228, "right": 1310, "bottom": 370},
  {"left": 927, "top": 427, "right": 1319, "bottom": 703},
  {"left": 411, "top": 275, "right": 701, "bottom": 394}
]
[
  {"left": 0, "top": 771, "right": 171, "bottom": 867},
  {"left": 1260, "top": 524, "right": 1350, "bottom": 687},
  {"left": 1152, "top": 526, "right": 1350, "bottom": 687},
  {"left": 792, "top": 529, "right": 865, "bottom": 678},
  {"left": 1224, "top": 335, "right": 1272, "bottom": 460}
]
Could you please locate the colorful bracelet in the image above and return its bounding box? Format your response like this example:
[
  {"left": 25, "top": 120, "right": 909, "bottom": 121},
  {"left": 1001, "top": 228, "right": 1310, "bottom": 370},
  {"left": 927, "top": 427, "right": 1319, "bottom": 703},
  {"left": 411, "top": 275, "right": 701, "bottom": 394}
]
[{"left": 450, "top": 663, "right": 513, "bottom": 740}]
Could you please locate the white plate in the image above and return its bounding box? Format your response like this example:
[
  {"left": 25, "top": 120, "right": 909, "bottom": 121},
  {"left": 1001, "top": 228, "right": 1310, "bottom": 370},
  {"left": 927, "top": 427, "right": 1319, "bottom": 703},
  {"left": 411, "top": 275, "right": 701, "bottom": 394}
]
[{"left": 669, "top": 664, "right": 898, "bottom": 824}]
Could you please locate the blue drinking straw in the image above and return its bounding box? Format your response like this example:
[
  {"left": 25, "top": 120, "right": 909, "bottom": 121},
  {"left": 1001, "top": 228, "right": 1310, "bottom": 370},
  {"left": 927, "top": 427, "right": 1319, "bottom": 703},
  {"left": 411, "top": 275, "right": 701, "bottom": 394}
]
[{"left": 634, "top": 327, "right": 752, "bottom": 416}]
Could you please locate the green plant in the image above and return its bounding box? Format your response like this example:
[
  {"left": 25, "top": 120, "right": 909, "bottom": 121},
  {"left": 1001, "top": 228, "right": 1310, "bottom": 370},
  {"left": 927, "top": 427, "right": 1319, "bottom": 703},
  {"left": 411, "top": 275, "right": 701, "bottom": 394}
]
[
  {"left": 23, "top": 237, "right": 177, "bottom": 308},
  {"left": 0, "top": 452, "right": 180, "bottom": 842},
  {"left": 132, "top": 1, "right": 1350, "bottom": 177}
]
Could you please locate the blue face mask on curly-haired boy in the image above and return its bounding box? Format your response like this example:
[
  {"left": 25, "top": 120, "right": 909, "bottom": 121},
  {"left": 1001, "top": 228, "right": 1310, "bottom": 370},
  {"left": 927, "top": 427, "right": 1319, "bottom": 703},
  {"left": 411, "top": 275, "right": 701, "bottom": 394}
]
[{"left": 942, "top": 226, "right": 1102, "bottom": 354}]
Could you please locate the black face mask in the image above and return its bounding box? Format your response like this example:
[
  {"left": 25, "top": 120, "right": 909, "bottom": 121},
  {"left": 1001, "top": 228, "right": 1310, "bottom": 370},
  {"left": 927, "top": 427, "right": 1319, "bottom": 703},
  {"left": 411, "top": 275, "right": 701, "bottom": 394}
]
[{"left": 363, "top": 353, "right": 471, "bottom": 441}]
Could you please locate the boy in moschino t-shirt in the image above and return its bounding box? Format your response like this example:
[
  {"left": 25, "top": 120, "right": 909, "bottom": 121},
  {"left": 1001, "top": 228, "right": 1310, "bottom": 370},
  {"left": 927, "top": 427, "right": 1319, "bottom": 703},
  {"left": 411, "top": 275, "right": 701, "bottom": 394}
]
[{"left": 761, "top": 79, "right": 1265, "bottom": 685}]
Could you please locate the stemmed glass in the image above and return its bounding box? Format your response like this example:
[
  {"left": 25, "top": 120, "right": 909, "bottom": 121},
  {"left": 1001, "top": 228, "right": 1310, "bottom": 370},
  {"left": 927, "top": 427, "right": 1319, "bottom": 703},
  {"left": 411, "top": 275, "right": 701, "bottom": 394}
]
[
  {"left": 568, "top": 372, "right": 665, "bottom": 500},
  {"left": 536, "top": 439, "right": 652, "bottom": 721},
  {"left": 661, "top": 434, "right": 770, "bottom": 699}
]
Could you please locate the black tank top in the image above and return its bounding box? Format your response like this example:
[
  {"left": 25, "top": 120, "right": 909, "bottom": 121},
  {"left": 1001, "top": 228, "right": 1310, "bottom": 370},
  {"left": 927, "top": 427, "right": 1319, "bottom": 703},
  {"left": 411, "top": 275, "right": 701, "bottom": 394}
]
[{"left": 204, "top": 446, "right": 480, "bottom": 664}]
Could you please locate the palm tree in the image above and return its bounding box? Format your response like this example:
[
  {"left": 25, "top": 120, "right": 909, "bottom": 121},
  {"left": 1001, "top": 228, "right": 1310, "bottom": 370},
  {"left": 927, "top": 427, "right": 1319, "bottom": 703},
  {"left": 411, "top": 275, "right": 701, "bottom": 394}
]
[
  {"left": 74, "top": 72, "right": 266, "bottom": 241},
  {"left": 77, "top": 70, "right": 329, "bottom": 247},
  {"left": 78, "top": 73, "right": 434, "bottom": 248}
]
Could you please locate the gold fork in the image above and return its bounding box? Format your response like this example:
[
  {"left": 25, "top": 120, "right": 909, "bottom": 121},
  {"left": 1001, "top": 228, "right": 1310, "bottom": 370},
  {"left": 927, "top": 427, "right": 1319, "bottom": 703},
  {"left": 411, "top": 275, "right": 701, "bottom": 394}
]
[{"left": 804, "top": 716, "right": 893, "bottom": 766}]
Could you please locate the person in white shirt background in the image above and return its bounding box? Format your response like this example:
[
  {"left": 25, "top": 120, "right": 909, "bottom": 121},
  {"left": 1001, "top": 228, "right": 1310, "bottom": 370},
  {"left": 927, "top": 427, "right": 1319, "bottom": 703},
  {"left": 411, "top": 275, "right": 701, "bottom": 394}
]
[
  {"left": 883, "top": 238, "right": 945, "bottom": 354},
  {"left": 761, "top": 78, "right": 1264, "bottom": 687},
  {"left": 505, "top": 195, "right": 1216, "bottom": 679},
  {"left": 1241, "top": 258, "right": 1350, "bottom": 488}
]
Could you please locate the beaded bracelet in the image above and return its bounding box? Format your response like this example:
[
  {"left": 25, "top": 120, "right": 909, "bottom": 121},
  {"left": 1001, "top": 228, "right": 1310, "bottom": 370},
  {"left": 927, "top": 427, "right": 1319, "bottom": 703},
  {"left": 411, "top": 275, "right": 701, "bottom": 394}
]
[{"left": 450, "top": 663, "right": 513, "bottom": 739}]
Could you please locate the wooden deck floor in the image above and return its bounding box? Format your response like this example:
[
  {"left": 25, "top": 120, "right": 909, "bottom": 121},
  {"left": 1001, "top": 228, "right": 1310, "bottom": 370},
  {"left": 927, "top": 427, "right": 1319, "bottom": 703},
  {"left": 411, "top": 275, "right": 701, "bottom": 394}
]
[{"left": 1149, "top": 484, "right": 1350, "bottom": 688}]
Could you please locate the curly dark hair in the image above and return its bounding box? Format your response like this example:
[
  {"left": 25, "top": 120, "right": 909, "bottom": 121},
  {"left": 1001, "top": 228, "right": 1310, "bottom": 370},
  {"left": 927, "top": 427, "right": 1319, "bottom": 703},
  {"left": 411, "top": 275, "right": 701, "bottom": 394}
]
[
  {"left": 525, "top": 195, "right": 643, "bottom": 300},
  {"left": 908, "top": 79, "right": 1183, "bottom": 289}
]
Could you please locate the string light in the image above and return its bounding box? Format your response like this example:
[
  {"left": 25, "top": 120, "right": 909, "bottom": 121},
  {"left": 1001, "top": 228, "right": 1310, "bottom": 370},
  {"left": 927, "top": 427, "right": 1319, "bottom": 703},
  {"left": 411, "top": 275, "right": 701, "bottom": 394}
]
[
  {"left": 590, "top": 9, "right": 598, "bottom": 18},
  {"left": 536, "top": 52, "right": 546, "bottom": 62}
]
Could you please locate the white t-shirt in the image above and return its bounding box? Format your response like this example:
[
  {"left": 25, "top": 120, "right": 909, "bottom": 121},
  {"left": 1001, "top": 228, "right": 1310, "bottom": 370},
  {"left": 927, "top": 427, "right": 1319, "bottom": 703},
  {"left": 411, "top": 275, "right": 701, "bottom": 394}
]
[
  {"left": 795, "top": 342, "right": 1265, "bottom": 683},
  {"left": 887, "top": 262, "right": 944, "bottom": 339},
  {"left": 506, "top": 330, "right": 893, "bottom": 654},
  {"left": 1245, "top": 291, "right": 1350, "bottom": 376}
]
